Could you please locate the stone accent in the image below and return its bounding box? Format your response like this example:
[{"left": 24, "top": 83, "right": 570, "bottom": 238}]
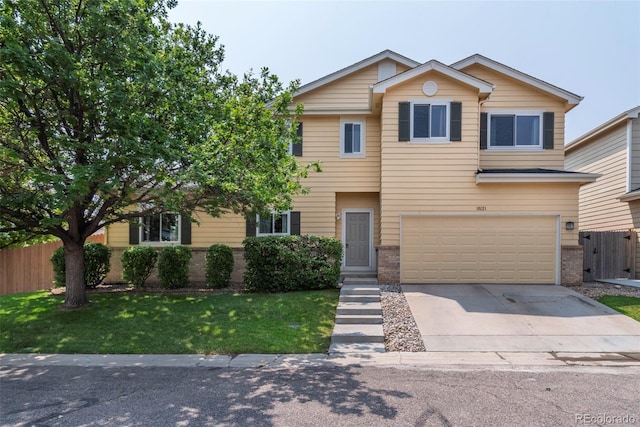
[
  {"left": 561, "top": 245, "right": 583, "bottom": 285},
  {"left": 377, "top": 246, "right": 400, "bottom": 285},
  {"left": 105, "top": 247, "right": 246, "bottom": 285}
]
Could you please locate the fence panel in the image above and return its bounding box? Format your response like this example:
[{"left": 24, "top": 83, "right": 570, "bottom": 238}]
[
  {"left": 0, "top": 235, "right": 105, "bottom": 295},
  {"left": 579, "top": 230, "right": 636, "bottom": 282}
]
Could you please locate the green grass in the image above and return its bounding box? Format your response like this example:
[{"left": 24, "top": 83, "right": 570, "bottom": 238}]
[
  {"left": 597, "top": 296, "right": 640, "bottom": 322},
  {"left": 0, "top": 290, "right": 339, "bottom": 354}
]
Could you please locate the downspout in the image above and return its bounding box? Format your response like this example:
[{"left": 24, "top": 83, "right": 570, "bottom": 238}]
[{"left": 627, "top": 119, "right": 633, "bottom": 192}]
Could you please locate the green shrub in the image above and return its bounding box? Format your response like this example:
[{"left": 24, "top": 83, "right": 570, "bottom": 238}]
[
  {"left": 243, "top": 235, "right": 342, "bottom": 293},
  {"left": 50, "top": 246, "right": 65, "bottom": 287},
  {"left": 158, "top": 246, "right": 192, "bottom": 289},
  {"left": 121, "top": 246, "right": 158, "bottom": 288},
  {"left": 205, "top": 244, "right": 234, "bottom": 289},
  {"left": 50, "top": 243, "right": 111, "bottom": 288}
]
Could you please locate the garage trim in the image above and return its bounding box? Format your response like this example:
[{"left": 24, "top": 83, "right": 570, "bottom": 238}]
[{"left": 399, "top": 213, "right": 562, "bottom": 285}]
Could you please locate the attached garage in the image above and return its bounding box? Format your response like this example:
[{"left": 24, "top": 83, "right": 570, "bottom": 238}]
[{"left": 400, "top": 215, "right": 559, "bottom": 284}]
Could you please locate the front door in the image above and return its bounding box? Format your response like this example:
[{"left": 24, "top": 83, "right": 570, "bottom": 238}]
[{"left": 345, "top": 212, "right": 370, "bottom": 267}]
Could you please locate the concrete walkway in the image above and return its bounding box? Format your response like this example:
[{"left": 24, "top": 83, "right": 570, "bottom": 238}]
[
  {"left": 402, "top": 284, "right": 640, "bottom": 353},
  {"left": 598, "top": 278, "right": 640, "bottom": 289}
]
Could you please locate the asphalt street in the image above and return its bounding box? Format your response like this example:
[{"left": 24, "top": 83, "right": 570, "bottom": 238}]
[{"left": 1, "top": 365, "right": 638, "bottom": 426}]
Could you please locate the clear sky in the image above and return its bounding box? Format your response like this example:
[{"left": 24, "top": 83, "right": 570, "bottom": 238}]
[{"left": 168, "top": 0, "right": 640, "bottom": 143}]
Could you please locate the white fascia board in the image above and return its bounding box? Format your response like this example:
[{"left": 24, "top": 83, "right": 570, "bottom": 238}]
[
  {"left": 451, "top": 54, "right": 583, "bottom": 107},
  {"left": 373, "top": 60, "right": 494, "bottom": 95},
  {"left": 293, "top": 50, "right": 420, "bottom": 98},
  {"left": 476, "top": 172, "right": 600, "bottom": 184},
  {"left": 566, "top": 106, "right": 640, "bottom": 152}
]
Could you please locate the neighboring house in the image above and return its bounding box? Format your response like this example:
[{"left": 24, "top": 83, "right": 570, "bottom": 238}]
[
  {"left": 565, "top": 106, "right": 640, "bottom": 278},
  {"left": 104, "top": 50, "right": 598, "bottom": 285}
]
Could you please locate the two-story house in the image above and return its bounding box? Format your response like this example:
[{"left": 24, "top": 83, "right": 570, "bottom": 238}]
[
  {"left": 104, "top": 50, "right": 598, "bottom": 285},
  {"left": 565, "top": 106, "right": 640, "bottom": 278}
]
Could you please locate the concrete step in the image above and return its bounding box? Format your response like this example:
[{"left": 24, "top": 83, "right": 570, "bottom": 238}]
[
  {"left": 335, "top": 314, "right": 383, "bottom": 324},
  {"left": 336, "top": 301, "right": 382, "bottom": 316},
  {"left": 340, "top": 284, "right": 381, "bottom": 295},
  {"left": 331, "top": 324, "right": 384, "bottom": 344},
  {"left": 342, "top": 277, "right": 378, "bottom": 286},
  {"left": 339, "top": 295, "right": 380, "bottom": 303},
  {"left": 328, "top": 342, "right": 386, "bottom": 353}
]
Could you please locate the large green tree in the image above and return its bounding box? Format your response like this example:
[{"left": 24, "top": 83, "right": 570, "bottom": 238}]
[{"left": 0, "top": 0, "right": 307, "bottom": 308}]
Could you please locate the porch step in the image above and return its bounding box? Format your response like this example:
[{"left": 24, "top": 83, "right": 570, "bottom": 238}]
[
  {"left": 328, "top": 343, "right": 386, "bottom": 353},
  {"left": 336, "top": 301, "right": 382, "bottom": 316},
  {"left": 339, "top": 295, "right": 380, "bottom": 303},
  {"left": 342, "top": 277, "right": 378, "bottom": 286},
  {"left": 330, "top": 324, "right": 385, "bottom": 344},
  {"left": 340, "top": 284, "right": 381, "bottom": 295},
  {"left": 335, "top": 314, "right": 383, "bottom": 324}
]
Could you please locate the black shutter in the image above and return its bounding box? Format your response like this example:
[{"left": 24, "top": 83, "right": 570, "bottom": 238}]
[
  {"left": 479, "top": 112, "right": 488, "bottom": 149},
  {"left": 129, "top": 220, "right": 139, "bottom": 245},
  {"left": 543, "top": 112, "right": 554, "bottom": 149},
  {"left": 290, "top": 211, "right": 301, "bottom": 236},
  {"left": 246, "top": 217, "right": 256, "bottom": 237},
  {"left": 180, "top": 214, "right": 191, "bottom": 244},
  {"left": 292, "top": 122, "right": 303, "bottom": 156},
  {"left": 450, "top": 102, "right": 462, "bottom": 141},
  {"left": 398, "top": 102, "right": 410, "bottom": 141}
]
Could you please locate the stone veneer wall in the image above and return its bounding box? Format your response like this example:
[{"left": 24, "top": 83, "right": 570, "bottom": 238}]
[
  {"left": 105, "top": 247, "right": 246, "bottom": 285},
  {"left": 561, "top": 245, "right": 583, "bottom": 285},
  {"left": 377, "top": 246, "right": 400, "bottom": 285}
]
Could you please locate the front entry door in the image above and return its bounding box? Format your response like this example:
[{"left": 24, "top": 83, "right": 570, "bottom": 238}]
[{"left": 345, "top": 212, "right": 370, "bottom": 267}]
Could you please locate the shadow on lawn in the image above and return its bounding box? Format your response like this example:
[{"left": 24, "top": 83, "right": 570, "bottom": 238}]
[{"left": 1, "top": 365, "right": 411, "bottom": 426}]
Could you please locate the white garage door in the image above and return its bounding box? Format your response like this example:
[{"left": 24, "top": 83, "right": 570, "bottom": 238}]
[{"left": 401, "top": 215, "right": 558, "bottom": 284}]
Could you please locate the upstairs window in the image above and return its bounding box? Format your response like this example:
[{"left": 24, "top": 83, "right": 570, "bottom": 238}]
[
  {"left": 489, "top": 113, "right": 541, "bottom": 148},
  {"left": 141, "top": 213, "right": 180, "bottom": 243},
  {"left": 257, "top": 211, "right": 290, "bottom": 236},
  {"left": 412, "top": 102, "right": 448, "bottom": 140},
  {"left": 340, "top": 118, "right": 366, "bottom": 157}
]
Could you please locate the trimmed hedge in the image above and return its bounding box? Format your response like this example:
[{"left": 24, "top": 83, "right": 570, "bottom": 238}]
[
  {"left": 121, "top": 246, "right": 158, "bottom": 288},
  {"left": 50, "top": 242, "right": 111, "bottom": 288},
  {"left": 243, "top": 235, "right": 342, "bottom": 293},
  {"left": 158, "top": 245, "right": 192, "bottom": 289},
  {"left": 205, "top": 244, "right": 234, "bottom": 289}
]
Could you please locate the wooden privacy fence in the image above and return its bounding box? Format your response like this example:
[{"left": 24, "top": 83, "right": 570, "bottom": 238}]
[
  {"left": 579, "top": 230, "right": 636, "bottom": 282},
  {"left": 0, "top": 234, "right": 105, "bottom": 295}
]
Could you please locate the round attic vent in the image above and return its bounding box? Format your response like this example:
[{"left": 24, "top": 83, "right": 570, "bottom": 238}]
[{"left": 422, "top": 81, "right": 438, "bottom": 96}]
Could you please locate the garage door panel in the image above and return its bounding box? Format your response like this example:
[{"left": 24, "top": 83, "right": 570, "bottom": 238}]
[{"left": 401, "top": 216, "right": 557, "bottom": 284}]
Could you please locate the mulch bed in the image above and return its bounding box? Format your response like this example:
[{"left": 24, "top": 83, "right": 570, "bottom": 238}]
[{"left": 50, "top": 282, "right": 246, "bottom": 297}]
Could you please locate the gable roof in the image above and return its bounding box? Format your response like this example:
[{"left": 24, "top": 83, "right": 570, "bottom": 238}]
[
  {"left": 293, "top": 49, "right": 420, "bottom": 98},
  {"left": 372, "top": 59, "right": 494, "bottom": 96},
  {"left": 565, "top": 105, "right": 640, "bottom": 152},
  {"left": 451, "top": 54, "right": 583, "bottom": 109}
]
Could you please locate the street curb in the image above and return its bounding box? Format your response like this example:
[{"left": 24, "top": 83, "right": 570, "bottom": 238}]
[{"left": 2, "top": 352, "right": 640, "bottom": 371}]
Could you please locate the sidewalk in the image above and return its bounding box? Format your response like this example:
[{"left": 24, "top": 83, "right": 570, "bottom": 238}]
[{"left": 3, "top": 351, "right": 640, "bottom": 371}]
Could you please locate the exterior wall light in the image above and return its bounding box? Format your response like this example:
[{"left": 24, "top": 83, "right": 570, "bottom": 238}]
[
  {"left": 336, "top": 213, "right": 341, "bottom": 221},
  {"left": 565, "top": 221, "right": 575, "bottom": 231}
]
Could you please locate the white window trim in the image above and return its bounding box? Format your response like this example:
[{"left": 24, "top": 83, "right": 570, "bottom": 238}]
[
  {"left": 340, "top": 117, "right": 366, "bottom": 158},
  {"left": 140, "top": 212, "right": 181, "bottom": 246},
  {"left": 256, "top": 211, "right": 291, "bottom": 236},
  {"left": 487, "top": 110, "right": 544, "bottom": 151},
  {"left": 409, "top": 99, "right": 451, "bottom": 143}
]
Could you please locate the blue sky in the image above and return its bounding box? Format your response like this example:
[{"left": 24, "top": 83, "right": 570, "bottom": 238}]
[{"left": 168, "top": 0, "right": 640, "bottom": 143}]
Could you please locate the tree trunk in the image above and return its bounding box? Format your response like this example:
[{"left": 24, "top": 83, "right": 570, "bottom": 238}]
[{"left": 64, "top": 239, "right": 89, "bottom": 308}]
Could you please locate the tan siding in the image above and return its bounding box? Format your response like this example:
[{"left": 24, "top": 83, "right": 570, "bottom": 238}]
[
  {"left": 378, "top": 69, "right": 579, "bottom": 249},
  {"left": 295, "top": 64, "right": 379, "bottom": 109},
  {"left": 631, "top": 118, "right": 640, "bottom": 189},
  {"left": 565, "top": 122, "right": 631, "bottom": 230},
  {"left": 462, "top": 64, "right": 566, "bottom": 170},
  {"left": 297, "top": 115, "right": 380, "bottom": 192}
]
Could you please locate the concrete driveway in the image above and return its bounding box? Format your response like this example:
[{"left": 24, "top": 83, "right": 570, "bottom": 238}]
[{"left": 401, "top": 284, "right": 640, "bottom": 352}]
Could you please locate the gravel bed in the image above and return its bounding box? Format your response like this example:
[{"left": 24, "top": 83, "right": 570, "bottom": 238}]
[{"left": 379, "top": 282, "right": 640, "bottom": 353}]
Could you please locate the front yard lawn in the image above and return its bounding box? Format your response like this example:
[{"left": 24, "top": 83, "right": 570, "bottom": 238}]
[
  {"left": 0, "top": 290, "right": 339, "bottom": 354},
  {"left": 597, "top": 296, "right": 640, "bottom": 322}
]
